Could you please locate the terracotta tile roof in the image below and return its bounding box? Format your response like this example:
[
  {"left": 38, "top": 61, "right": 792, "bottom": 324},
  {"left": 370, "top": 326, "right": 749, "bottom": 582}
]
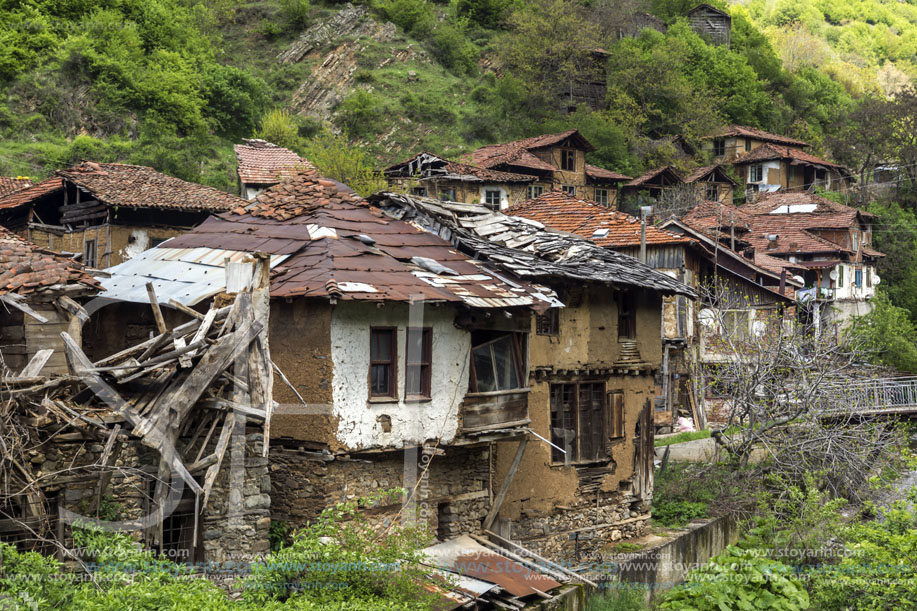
[
  {"left": 624, "top": 166, "right": 683, "bottom": 188},
  {"left": 584, "top": 164, "right": 631, "bottom": 182},
  {"left": 0, "top": 177, "right": 63, "bottom": 211},
  {"left": 0, "top": 177, "right": 33, "bottom": 197},
  {"left": 465, "top": 129, "right": 593, "bottom": 172},
  {"left": 683, "top": 164, "right": 737, "bottom": 185},
  {"left": 165, "top": 172, "right": 554, "bottom": 308},
  {"left": 0, "top": 226, "right": 101, "bottom": 296},
  {"left": 234, "top": 139, "right": 315, "bottom": 185},
  {"left": 506, "top": 191, "right": 693, "bottom": 249},
  {"left": 682, "top": 200, "right": 754, "bottom": 233},
  {"left": 713, "top": 125, "right": 810, "bottom": 148},
  {"left": 57, "top": 162, "right": 245, "bottom": 212},
  {"left": 732, "top": 143, "right": 848, "bottom": 172},
  {"left": 737, "top": 192, "right": 871, "bottom": 228},
  {"left": 384, "top": 152, "right": 535, "bottom": 183}
]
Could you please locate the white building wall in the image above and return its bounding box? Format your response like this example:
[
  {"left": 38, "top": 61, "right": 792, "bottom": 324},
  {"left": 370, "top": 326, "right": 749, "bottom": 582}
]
[
  {"left": 833, "top": 263, "right": 878, "bottom": 301},
  {"left": 330, "top": 301, "right": 471, "bottom": 450}
]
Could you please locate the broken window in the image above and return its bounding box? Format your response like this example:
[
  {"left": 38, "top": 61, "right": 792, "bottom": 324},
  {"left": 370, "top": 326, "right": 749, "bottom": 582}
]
[
  {"left": 616, "top": 292, "right": 636, "bottom": 339},
  {"left": 536, "top": 308, "right": 559, "bottom": 336},
  {"left": 370, "top": 327, "right": 397, "bottom": 398},
  {"left": 550, "top": 382, "right": 606, "bottom": 463},
  {"left": 561, "top": 149, "right": 576, "bottom": 171},
  {"left": 712, "top": 138, "right": 725, "bottom": 157},
  {"left": 470, "top": 333, "right": 524, "bottom": 393},
  {"left": 705, "top": 184, "right": 719, "bottom": 201},
  {"left": 484, "top": 189, "right": 502, "bottom": 210},
  {"left": 440, "top": 187, "right": 456, "bottom": 201},
  {"left": 594, "top": 189, "right": 609, "bottom": 206},
  {"left": 722, "top": 310, "right": 749, "bottom": 339},
  {"left": 84, "top": 239, "right": 97, "bottom": 268},
  {"left": 749, "top": 165, "right": 764, "bottom": 183},
  {"left": 405, "top": 327, "right": 432, "bottom": 398},
  {"left": 561, "top": 185, "right": 575, "bottom": 195},
  {"left": 527, "top": 185, "right": 544, "bottom": 199}
]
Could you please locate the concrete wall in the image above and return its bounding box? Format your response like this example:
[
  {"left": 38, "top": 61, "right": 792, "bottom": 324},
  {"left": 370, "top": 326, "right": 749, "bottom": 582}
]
[{"left": 329, "top": 301, "right": 470, "bottom": 451}]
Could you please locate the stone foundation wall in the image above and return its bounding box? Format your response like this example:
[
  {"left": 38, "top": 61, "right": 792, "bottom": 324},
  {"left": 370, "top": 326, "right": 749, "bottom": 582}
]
[{"left": 270, "top": 444, "right": 491, "bottom": 539}]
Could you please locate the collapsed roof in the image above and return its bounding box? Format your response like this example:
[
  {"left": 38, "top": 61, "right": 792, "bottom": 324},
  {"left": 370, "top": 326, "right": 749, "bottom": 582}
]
[
  {"left": 384, "top": 152, "right": 535, "bottom": 184},
  {"left": 99, "top": 172, "right": 558, "bottom": 310},
  {"left": 370, "top": 192, "right": 695, "bottom": 297},
  {"left": 0, "top": 227, "right": 101, "bottom": 299},
  {"left": 465, "top": 129, "right": 594, "bottom": 173}
]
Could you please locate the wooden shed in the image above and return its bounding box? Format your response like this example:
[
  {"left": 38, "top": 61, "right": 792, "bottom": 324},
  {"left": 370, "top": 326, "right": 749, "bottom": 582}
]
[{"left": 686, "top": 4, "right": 731, "bottom": 47}]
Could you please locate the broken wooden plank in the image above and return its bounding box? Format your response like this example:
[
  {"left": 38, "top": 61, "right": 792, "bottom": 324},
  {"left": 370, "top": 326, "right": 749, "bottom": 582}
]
[
  {"left": 201, "top": 412, "right": 236, "bottom": 510},
  {"left": 17, "top": 349, "right": 54, "bottom": 378},
  {"left": 0, "top": 293, "right": 48, "bottom": 323},
  {"left": 482, "top": 437, "right": 527, "bottom": 531},
  {"left": 56, "top": 295, "right": 89, "bottom": 324},
  {"left": 167, "top": 298, "right": 205, "bottom": 320},
  {"left": 145, "top": 283, "right": 168, "bottom": 336}
]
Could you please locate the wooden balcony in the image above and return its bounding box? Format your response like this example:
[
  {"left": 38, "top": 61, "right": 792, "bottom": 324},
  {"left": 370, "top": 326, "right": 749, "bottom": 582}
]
[{"left": 459, "top": 388, "right": 530, "bottom": 435}]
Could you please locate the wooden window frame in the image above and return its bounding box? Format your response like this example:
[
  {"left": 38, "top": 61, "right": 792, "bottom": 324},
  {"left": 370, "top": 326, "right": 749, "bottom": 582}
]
[
  {"left": 527, "top": 185, "right": 544, "bottom": 199},
  {"left": 484, "top": 189, "right": 502, "bottom": 209},
  {"left": 405, "top": 327, "right": 432, "bottom": 399},
  {"left": 440, "top": 187, "right": 456, "bottom": 201},
  {"left": 468, "top": 333, "right": 525, "bottom": 393},
  {"left": 549, "top": 381, "right": 608, "bottom": 464},
  {"left": 594, "top": 188, "right": 609, "bottom": 206},
  {"left": 705, "top": 183, "right": 719, "bottom": 201},
  {"left": 854, "top": 268, "right": 863, "bottom": 288},
  {"left": 744, "top": 139, "right": 752, "bottom": 152},
  {"left": 617, "top": 292, "right": 636, "bottom": 340},
  {"left": 535, "top": 309, "right": 559, "bottom": 336},
  {"left": 561, "top": 149, "right": 577, "bottom": 172},
  {"left": 607, "top": 391, "right": 625, "bottom": 440},
  {"left": 411, "top": 186, "right": 427, "bottom": 196},
  {"left": 561, "top": 185, "right": 575, "bottom": 195},
  {"left": 749, "top": 165, "right": 764, "bottom": 183},
  {"left": 712, "top": 138, "right": 726, "bottom": 157},
  {"left": 369, "top": 327, "right": 398, "bottom": 399},
  {"left": 84, "top": 239, "right": 97, "bottom": 268}
]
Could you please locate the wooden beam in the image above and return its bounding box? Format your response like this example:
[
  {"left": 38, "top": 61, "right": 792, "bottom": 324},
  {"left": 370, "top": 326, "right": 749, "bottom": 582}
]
[
  {"left": 482, "top": 437, "right": 528, "bottom": 531},
  {"left": 18, "top": 349, "right": 53, "bottom": 377},
  {"left": 167, "top": 298, "right": 205, "bottom": 320},
  {"left": 145, "top": 283, "right": 168, "bottom": 335},
  {"left": 0, "top": 294, "right": 48, "bottom": 323}
]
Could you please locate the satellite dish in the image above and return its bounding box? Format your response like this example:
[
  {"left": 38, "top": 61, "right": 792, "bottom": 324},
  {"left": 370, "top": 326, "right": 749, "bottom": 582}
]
[
  {"left": 829, "top": 269, "right": 839, "bottom": 281},
  {"left": 874, "top": 274, "right": 881, "bottom": 285},
  {"left": 792, "top": 275, "right": 805, "bottom": 284},
  {"left": 752, "top": 320, "right": 767, "bottom": 337}
]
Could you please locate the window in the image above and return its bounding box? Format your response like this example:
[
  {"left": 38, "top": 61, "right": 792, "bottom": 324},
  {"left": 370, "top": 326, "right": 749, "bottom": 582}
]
[
  {"left": 594, "top": 189, "right": 609, "bottom": 206},
  {"left": 536, "top": 308, "right": 559, "bottom": 336},
  {"left": 867, "top": 267, "right": 872, "bottom": 287},
  {"left": 852, "top": 231, "right": 859, "bottom": 252},
  {"left": 470, "top": 334, "right": 524, "bottom": 393},
  {"left": 411, "top": 186, "right": 427, "bottom": 196},
  {"left": 405, "top": 328, "right": 432, "bottom": 398},
  {"left": 837, "top": 265, "right": 844, "bottom": 288},
  {"left": 712, "top": 138, "right": 725, "bottom": 157},
  {"left": 722, "top": 311, "right": 749, "bottom": 339},
  {"left": 749, "top": 165, "right": 764, "bottom": 183},
  {"left": 440, "top": 188, "right": 456, "bottom": 201},
  {"left": 484, "top": 189, "right": 502, "bottom": 210},
  {"left": 561, "top": 149, "right": 576, "bottom": 171},
  {"left": 83, "top": 239, "right": 97, "bottom": 268},
  {"left": 855, "top": 268, "right": 863, "bottom": 288},
  {"left": 561, "top": 185, "right": 575, "bottom": 195},
  {"left": 527, "top": 185, "right": 544, "bottom": 199},
  {"left": 370, "top": 328, "right": 397, "bottom": 398},
  {"left": 745, "top": 139, "right": 752, "bottom": 152},
  {"left": 549, "top": 382, "right": 607, "bottom": 463},
  {"left": 617, "top": 292, "right": 636, "bottom": 339},
  {"left": 705, "top": 184, "right": 719, "bottom": 201}
]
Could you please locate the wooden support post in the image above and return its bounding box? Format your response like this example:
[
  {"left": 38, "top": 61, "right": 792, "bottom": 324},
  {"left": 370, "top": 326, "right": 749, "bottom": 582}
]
[
  {"left": 482, "top": 437, "right": 528, "bottom": 531},
  {"left": 145, "top": 282, "right": 168, "bottom": 335}
]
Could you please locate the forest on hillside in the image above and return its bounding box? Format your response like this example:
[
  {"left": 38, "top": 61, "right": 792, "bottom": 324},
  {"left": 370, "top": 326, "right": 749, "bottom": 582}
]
[{"left": 4, "top": 0, "right": 917, "bottom": 346}]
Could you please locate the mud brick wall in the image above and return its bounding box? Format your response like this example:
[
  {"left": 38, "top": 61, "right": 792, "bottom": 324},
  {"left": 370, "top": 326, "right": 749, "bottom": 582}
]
[{"left": 270, "top": 444, "right": 491, "bottom": 540}]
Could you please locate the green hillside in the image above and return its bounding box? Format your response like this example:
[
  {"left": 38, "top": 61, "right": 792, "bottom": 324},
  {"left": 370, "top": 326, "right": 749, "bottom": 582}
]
[{"left": 0, "top": 0, "right": 914, "bottom": 191}]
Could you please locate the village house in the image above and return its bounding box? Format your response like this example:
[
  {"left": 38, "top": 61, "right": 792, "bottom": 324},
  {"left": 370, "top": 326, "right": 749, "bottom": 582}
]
[
  {"left": 454, "top": 129, "right": 632, "bottom": 209},
  {"left": 372, "top": 191, "right": 693, "bottom": 559},
  {"left": 683, "top": 164, "right": 737, "bottom": 205},
  {"left": 234, "top": 138, "right": 314, "bottom": 200},
  {"left": 686, "top": 3, "right": 732, "bottom": 47},
  {"left": 505, "top": 191, "right": 798, "bottom": 430},
  {"left": 620, "top": 166, "right": 685, "bottom": 211},
  {"left": 678, "top": 193, "right": 883, "bottom": 333},
  {"left": 0, "top": 162, "right": 245, "bottom": 269},
  {"left": 703, "top": 125, "right": 853, "bottom": 197}
]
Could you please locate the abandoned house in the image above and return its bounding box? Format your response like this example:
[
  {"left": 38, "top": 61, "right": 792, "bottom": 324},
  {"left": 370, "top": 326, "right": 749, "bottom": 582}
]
[
  {"left": 0, "top": 162, "right": 245, "bottom": 269},
  {"left": 565, "top": 48, "right": 611, "bottom": 112},
  {"left": 620, "top": 166, "right": 685, "bottom": 211},
  {"left": 0, "top": 176, "right": 33, "bottom": 197},
  {"left": 234, "top": 138, "right": 315, "bottom": 200},
  {"left": 382, "top": 151, "right": 536, "bottom": 209},
  {"left": 678, "top": 193, "right": 883, "bottom": 333},
  {"left": 683, "top": 164, "right": 737, "bottom": 205},
  {"left": 461, "top": 130, "right": 632, "bottom": 208},
  {"left": 371, "top": 191, "right": 694, "bottom": 559},
  {"left": 703, "top": 125, "right": 853, "bottom": 196},
  {"left": 685, "top": 4, "right": 731, "bottom": 47},
  {"left": 505, "top": 191, "right": 798, "bottom": 430}
]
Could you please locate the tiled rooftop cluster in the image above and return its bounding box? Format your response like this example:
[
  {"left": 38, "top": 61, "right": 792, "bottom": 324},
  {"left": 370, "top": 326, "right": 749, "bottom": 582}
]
[
  {"left": 234, "top": 138, "right": 315, "bottom": 185},
  {"left": 0, "top": 227, "right": 101, "bottom": 296}
]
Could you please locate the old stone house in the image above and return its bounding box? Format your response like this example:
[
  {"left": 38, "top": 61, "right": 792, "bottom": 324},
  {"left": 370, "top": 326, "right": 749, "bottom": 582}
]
[
  {"left": 620, "top": 166, "right": 685, "bottom": 210},
  {"left": 0, "top": 162, "right": 245, "bottom": 269},
  {"left": 372, "top": 191, "right": 693, "bottom": 559},
  {"left": 382, "top": 151, "right": 536, "bottom": 209},
  {"left": 680, "top": 193, "right": 883, "bottom": 332},
  {"left": 703, "top": 125, "right": 853, "bottom": 196},
  {"left": 683, "top": 164, "right": 737, "bottom": 205},
  {"left": 234, "top": 138, "right": 315, "bottom": 200},
  {"left": 506, "top": 191, "right": 798, "bottom": 430},
  {"left": 686, "top": 4, "right": 731, "bottom": 47},
  {"left": 460, "top": 130, "right": 632, "bottom": 209}
]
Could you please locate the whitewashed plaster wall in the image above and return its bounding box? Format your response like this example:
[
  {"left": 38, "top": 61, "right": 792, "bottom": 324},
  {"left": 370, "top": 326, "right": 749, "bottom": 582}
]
[
  {"left": 330, "top": 301, "right": 471, "bottom": 450},
  {"left": 122, "top": 229, "right": 150, "bottom": 260},
  {"left": 834, "top": 263, "right": 878, "bottom": 301}
]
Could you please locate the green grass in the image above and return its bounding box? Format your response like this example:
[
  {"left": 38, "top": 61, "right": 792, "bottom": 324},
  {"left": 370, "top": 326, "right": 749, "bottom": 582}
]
[{"left": 655, "top": 429, "right": 712, "bottom": 447}]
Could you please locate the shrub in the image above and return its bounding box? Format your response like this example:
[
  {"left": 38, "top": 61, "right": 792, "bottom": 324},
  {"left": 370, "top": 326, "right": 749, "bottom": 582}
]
[
  {"left": 374, "top": 0, "right": 434, "bottom": 37},
  {"left": 847, "top": 291, "right": 917, "bottom": 373},
  {"left": 336, "top": 90, "right": 384, "bottom": 137},
  {"left": 303, "top": 131, "right": 388, "bottom": 196},
  {"left": 280, "top": 0, "right": 312, "bottom": 30},
  {"left": 651, "top": 500, "right": 709, "bottom": 528},
  {"left": 430, "top": 23, "right": 479, "bottom": 75},
  {"left": 256, "top": 108, "right": 302, "bottom": 150},
  {"left": 454, "top": 0, "right": 515, "bottom": 29}
]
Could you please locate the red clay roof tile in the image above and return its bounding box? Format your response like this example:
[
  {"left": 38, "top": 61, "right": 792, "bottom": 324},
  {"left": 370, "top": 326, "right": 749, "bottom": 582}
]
[
  {"left": 234, "top": 139, "right": 315, "bottom": 185},
  {"left": 732, "top": 143, "right": 847, "bottom": 172},
  {"left": 0, "top": 226, "right": 101, "bottom": 296},
  {"left": 0, "top": 177, "right": 63, "bottom": 211},
  {"left": 712, "top": 125, "right": 810, "bottom": 148},
  {"left": 0, "top": 177, "right": 33, "bottom": 197}
]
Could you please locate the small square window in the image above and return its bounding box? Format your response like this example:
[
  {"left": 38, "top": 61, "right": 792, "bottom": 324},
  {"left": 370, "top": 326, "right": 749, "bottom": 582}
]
[
  {"left": 440, "top": 188, "right": 456, "bottom": 201},
  {"left": 484, "top": 189, "right": 502, "bottom": 210},
  {"left": 370, "top": 328, "right": 397, "bottom": 398},
  {"left": 561, "top": 185, "right": 575, "bottom": 195},
  {"left": 749, "top": 165, "right": 764, "bottom": 183},
  {"left": 561, "top": 149, "right": 576, "bottom": 171},
  {"left": 712, "top": 138, "right": 726, "bottom": 157},
  {"left": 594, "top": 189, "right": 609, "bottom": 206},
  {"left": 527, "top": 185, "right": 544, "bottom": 199},
  {"left": 536, "top": 309, "right": 559, "bottom": 336}
]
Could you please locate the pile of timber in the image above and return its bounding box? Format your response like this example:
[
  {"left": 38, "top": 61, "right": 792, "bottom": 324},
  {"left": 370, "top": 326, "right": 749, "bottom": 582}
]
[{"left": 0, "top": 273, "right": 278, "bottom": 548}]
